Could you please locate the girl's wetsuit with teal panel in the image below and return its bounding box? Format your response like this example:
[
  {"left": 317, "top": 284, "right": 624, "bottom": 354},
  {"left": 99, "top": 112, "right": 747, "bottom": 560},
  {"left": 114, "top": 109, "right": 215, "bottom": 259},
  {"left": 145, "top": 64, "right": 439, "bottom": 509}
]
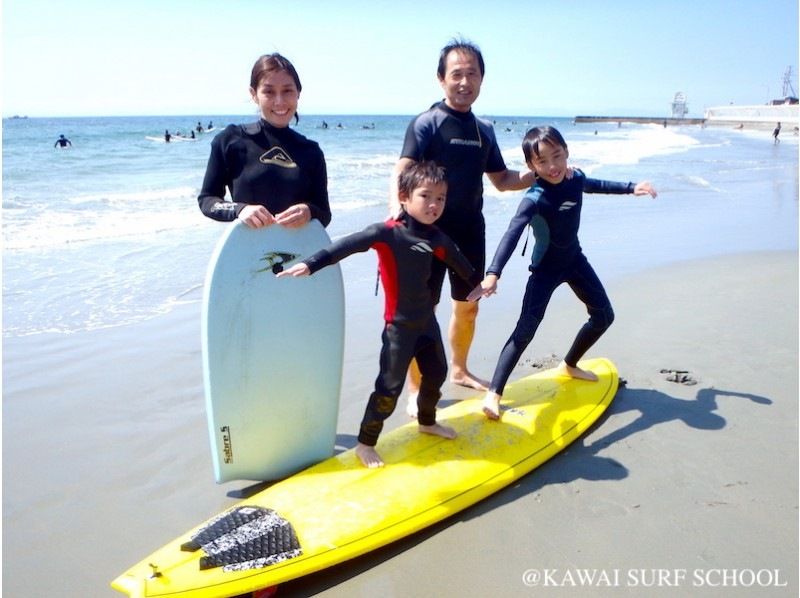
[
  {"left": 303, "top": 212, "right": 476, "bottom": 446},
  {"left": 197, "top": 119, "right": 331, "bottom": 226},
  {"left": 487, "top": 169, "right": 635, "bottom": 395}
]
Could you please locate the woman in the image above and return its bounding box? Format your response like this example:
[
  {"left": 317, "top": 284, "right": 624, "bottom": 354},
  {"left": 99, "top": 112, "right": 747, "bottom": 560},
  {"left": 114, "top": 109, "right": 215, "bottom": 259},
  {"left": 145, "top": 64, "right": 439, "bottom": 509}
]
[{"left": 198, "top": 53, "right": 331, "bottom": 229}]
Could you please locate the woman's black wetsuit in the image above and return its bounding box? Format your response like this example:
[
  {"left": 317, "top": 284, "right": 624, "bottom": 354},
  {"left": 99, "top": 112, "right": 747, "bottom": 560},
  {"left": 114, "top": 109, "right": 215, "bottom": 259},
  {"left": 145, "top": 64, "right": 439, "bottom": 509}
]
[
  {"left": 487, "top": 169, "right": 635, "bottom": 395},
  {"left": 197, "top": 119, "right": 331, "bottom": 226},
  {"left": 304, "top": 213, "right": 477, "bottom": 446}
]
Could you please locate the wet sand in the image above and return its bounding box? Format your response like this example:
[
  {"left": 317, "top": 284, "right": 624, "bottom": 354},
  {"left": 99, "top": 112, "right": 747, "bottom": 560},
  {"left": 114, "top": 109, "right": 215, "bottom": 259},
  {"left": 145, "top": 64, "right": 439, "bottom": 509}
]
[{"left": 3, "top": 250, "right": 798, "bottom": 597}]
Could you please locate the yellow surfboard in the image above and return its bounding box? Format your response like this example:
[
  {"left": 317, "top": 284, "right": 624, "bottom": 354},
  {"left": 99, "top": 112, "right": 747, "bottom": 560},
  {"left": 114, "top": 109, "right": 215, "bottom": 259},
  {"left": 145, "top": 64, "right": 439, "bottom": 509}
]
[{"left": 112, "top": 358, "right": 618, "bottom": 597}]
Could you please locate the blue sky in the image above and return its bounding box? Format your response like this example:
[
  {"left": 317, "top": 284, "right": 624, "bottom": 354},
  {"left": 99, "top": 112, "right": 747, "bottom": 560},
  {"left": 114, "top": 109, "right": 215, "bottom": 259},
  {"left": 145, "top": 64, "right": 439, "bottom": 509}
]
[{"left": 3, "top": 0, "right": 798, "bottom": 118}]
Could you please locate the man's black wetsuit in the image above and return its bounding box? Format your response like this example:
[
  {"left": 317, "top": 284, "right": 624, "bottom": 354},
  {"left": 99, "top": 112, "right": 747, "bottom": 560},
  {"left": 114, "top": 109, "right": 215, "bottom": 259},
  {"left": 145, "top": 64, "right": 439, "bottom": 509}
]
[
  {"left": 486, "top": 169, "right": 635, "bottom": 395},
  {"left": 303, "top": 212, "right": 477, "bottom": 446},
  {"left": 400, "top": 101, "right": 507, "bottom": 300},
  {"left": 198, "top": 119, "right": 331, "bottom": 226}
]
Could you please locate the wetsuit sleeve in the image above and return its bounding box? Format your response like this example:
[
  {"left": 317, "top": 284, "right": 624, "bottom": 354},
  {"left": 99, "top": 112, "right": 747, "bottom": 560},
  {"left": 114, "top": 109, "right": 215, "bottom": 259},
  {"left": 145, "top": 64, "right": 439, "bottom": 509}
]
[
  {"left": 304, "top": 224, "right": 382, "bottom": 274},
  {"left": 197, "top": 128, "right": 242, "bottom": 221},
  {"left": 483, "top": 124, "right": 508, "bottom": 173},
  {"left": 436, "top": 234, "right": 478, "bottom": 285},
  {"left": 582, "top": 176, "right": 635, "bottom": 195},
  {"left": 305, "top": 144, "right": 332, "bottom": 227},
  {"left": 399, "top": 113, "right": 432, "bottom": 160},
  {"left": 486, "top": 194, "right": 538, "bottom": 276}
]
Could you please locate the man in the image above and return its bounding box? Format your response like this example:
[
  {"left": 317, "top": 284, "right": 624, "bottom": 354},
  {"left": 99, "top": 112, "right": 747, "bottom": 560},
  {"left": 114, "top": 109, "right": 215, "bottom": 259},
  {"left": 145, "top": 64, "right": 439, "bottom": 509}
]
[{"left": 390, "top": 38, "right": 535, "bottom": 412}]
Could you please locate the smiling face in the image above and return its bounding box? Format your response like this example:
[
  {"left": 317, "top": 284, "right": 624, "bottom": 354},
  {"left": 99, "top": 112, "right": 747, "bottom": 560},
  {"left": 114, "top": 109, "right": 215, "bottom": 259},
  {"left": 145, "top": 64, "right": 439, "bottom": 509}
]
[
  {"left": 527, "top": 141, "right": 570, "bottom": 185},
  {"left": 400, "top": 181, "right": 448, "bottom": 225},
  {"left": 250, "top": 69, "right": 299, "bottom": 128},
  {"left": 438, "top": 49, "right": 483, "bottom": 112}
]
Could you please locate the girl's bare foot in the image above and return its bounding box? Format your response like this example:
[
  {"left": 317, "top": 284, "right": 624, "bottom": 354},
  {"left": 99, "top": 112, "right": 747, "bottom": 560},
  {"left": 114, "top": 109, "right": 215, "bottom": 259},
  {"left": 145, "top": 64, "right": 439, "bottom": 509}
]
[
  {"left": 482, "top": 392, "right": 502, "bottom": 420},
  {"left": 418, "top": 422, "right": 457, "bottom": 439},
  {"left": 355, "top": 443, "right": 384, "bottom": 468},
  {"left": 556, "top": 361, "right": 598, "bottom": 381}
]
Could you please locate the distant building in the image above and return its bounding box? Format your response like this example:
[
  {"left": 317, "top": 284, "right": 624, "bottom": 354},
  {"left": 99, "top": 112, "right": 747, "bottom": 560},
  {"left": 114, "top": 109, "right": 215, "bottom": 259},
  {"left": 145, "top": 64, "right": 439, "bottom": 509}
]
[{"left": 671, "top": 92, "right": 689, "bottom": 119}]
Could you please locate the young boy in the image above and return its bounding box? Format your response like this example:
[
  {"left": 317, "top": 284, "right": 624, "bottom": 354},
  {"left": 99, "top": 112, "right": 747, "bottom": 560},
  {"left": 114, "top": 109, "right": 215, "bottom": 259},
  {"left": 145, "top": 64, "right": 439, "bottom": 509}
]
[
  {"left": 278, "top": 161, "right": 478, "bottom": 467},
  {"left": 467, "top": 126, "right": 657, "bottom": 420}
]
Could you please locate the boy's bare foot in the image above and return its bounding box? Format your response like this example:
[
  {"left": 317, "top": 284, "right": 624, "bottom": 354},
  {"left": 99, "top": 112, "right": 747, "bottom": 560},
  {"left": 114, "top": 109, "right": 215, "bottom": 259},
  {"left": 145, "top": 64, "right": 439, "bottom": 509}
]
[
  {"left": 556, "top": 361, "right": 598, "bottom": 381},
  {"left": 482, "top": 392, "right": 502, "bottom": 420},
  {"left": 355, "top": 443, "right": 384, "bottom": 468},
  {"left": 405, "top": 392, "right": 419, "bottom": 419},
  {"left": 418, "top": 422, "right": 457, "bottom": 439},
  {"left": 450, "top": 369, "right": 489, "bottom": 391}
]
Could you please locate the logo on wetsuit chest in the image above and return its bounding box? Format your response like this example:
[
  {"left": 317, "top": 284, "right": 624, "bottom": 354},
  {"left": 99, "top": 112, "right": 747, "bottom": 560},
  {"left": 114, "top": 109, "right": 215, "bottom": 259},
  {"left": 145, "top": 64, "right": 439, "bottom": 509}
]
[
  {"left": 409, "top": 241, "right": 433, "bottom": 253},
  {"left": 559, "top": 201, "right": 578, "bottom": 211},
  {"left": 259, "top": 147, "right": 297, "bottom": 168}
]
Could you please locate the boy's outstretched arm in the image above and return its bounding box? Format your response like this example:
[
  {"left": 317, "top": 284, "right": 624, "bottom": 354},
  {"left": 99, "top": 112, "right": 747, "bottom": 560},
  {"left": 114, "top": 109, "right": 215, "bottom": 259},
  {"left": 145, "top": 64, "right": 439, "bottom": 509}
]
[
  {"left": 276, "top": 263, "right": 311, "bottom": 278},
  {"left": 634, "top": 181, "right": 658, "bottom": 198}
]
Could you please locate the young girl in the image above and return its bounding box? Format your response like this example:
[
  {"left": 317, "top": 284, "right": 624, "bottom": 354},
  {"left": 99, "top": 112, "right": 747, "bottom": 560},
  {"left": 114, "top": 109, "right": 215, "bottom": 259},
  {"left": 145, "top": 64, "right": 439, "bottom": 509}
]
[{"left": 468, "top": 126, "right": 657, "bottom": 420}]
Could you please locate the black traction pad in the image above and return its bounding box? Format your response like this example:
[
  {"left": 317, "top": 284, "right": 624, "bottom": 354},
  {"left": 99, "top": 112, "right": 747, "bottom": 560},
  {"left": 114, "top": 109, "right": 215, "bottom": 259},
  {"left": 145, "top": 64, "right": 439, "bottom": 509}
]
[{"left": 182, "top": 506, "right": 302, "bottom": 572}]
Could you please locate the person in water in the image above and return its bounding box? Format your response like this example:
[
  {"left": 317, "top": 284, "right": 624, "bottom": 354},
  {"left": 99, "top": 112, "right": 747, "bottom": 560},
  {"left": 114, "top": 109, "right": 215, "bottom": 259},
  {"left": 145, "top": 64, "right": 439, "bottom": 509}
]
[
  {"left": 773, "top": 122, "right": 781, "bottom": 144},
  {"left": 164, "top": 130, "right": 171, "bottom": 143},
  {"left": 54, "top": 134, "right": 72, "bottom": 148},
  {"left": 468, "top": 126, "right": 657, "bottom": 420},
  {"left": 197, "top": 53, "right": 330, "bottom": 229},
  {"left": 278, "top": 161, "right": 477, "bottom": 468}
]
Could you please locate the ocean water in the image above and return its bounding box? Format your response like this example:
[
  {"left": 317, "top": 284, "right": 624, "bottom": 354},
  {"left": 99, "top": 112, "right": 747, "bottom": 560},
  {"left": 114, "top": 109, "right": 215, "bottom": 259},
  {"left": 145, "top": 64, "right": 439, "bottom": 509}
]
[{"left": 2, "top": 114, "right": 797, "bottom": 338}]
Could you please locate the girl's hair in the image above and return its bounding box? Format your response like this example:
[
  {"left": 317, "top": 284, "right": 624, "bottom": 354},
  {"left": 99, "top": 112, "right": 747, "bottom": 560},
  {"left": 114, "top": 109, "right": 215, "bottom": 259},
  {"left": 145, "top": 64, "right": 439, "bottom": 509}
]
[
  {"left": 437, "top": 37, "right": 485, "bottom": 79},
  {"left": 250, "top": 53, "right": 302, "bottom": 124},
  {"left": 397, "top": 161, "right": 447, "bottom": 197},
  {"left": 521, "top": 126, "right": 568, "bottom": 163}
]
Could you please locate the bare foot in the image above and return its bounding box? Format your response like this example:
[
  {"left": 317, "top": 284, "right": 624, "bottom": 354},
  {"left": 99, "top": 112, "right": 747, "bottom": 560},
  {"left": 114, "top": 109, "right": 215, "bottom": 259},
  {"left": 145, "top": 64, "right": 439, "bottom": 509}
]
[
  {"left": 405, "top": 392, "right": 418, "bottom": 419},
  {"left": 450, "top": 369, "right": 489, "bottom": 391},
  {"left": 556, "top": 361, "right": 598, "bottom": 381},
  {"left": 355, "top": 443, "right": 384, "bottom": 468},
  {"left": 482, "top": 392, "right": 502, "bottom": 420},
  {"left": 418, "top": 422, "right": 457, "bottom": 439}
]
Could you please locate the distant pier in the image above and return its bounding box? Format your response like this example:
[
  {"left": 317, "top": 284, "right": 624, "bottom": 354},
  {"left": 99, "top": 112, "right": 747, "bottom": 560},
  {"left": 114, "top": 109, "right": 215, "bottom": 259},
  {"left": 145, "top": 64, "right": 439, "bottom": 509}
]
[{"left": 574, "top": 116, "right": 705, "bottom": 126}]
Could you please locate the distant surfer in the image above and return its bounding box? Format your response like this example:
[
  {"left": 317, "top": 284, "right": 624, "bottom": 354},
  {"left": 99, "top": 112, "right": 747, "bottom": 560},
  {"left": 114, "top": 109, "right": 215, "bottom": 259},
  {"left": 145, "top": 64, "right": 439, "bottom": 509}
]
[
  {"left": 279, "top": 162, "right": 475, "bottom": 468},
  {"left": 197, "top": 53, "right": 331, "bottom": 228},
  {"left": 196, "top": 121, "right": 204, "bottom": 133},
  {"left": 54, "top": 134, "right": 72, "bottom": 148},
  {"left": 773, "top": 122, "right": 781, "bottom": 144},
  {"left": 164, "top": 129, "right": 171, "bottom": 143},
  {"left": 468, "top": 126, "right": 657, "bottom": 420}
]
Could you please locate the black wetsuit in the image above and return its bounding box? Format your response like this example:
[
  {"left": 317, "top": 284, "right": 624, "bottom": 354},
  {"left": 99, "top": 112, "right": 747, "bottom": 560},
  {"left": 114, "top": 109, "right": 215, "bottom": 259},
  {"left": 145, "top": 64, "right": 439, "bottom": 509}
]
[
  {"left": 198, "top": 120, "right": 331, "bottom": 226},
  {"left": 487, "top": 170, "right": 635, "bottom": 395},
  {"left": 400, "top": 101, "right": 507, "bottom": 300},
  {"left": 304, "top": 213, "right": 477, "bottom": 446}
]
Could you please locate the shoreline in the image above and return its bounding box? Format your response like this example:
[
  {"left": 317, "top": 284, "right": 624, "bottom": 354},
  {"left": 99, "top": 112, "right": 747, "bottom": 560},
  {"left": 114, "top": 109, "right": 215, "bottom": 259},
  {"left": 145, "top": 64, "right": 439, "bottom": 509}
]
[{"left": 3, "top": 249, "right": 797, "bottom": 596}]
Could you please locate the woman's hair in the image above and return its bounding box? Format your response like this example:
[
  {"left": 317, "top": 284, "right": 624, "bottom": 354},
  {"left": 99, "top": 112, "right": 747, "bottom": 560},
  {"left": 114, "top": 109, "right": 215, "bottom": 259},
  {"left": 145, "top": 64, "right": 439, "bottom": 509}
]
[
  {"left": 437, "top": 37, "right": 485, "bottom": 79},
  {"left": 521, "top": 126, "right": 568, "bottom": 163},
  {"left": 250, "top": 53, "right": 302, "bottom": 124},
  {"left": 397, "top": 160, "right": 447, "bottom": 198}
]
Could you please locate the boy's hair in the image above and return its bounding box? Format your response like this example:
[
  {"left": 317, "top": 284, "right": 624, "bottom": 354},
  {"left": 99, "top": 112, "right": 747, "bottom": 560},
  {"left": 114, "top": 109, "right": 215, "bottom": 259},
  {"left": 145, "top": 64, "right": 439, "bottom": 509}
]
[
  {"left": 522, "top": 126, "right": 568, "bottom": 163},
  {"left": 397, "top": 161, "right": 447, "bottom": 198},
  {"left": 437, "top": 37, "right": 485, "bottom": 79}
]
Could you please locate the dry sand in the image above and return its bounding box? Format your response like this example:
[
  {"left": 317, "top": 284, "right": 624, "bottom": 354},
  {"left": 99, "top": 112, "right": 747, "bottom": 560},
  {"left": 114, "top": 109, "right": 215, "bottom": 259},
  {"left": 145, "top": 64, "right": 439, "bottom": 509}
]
[{"left": 3, "top": 250, "right": 797, "bottom": 597}]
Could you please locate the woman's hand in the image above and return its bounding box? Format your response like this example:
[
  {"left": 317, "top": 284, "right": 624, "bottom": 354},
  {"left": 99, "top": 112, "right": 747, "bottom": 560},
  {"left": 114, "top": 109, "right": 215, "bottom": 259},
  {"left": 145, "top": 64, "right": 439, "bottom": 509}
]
[
  {"left": 238, "top": 205, "right": 276, "bottom": 228},
  {"left": 274, "top": 204, "right": 311, "bottom": 228}
]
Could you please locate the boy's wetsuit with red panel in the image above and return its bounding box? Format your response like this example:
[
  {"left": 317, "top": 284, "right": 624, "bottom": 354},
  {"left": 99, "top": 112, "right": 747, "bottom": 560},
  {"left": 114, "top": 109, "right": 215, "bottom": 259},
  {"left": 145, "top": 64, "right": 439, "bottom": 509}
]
[{"left": 303, "top": 212, "right": 477, "bottom": 446}]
